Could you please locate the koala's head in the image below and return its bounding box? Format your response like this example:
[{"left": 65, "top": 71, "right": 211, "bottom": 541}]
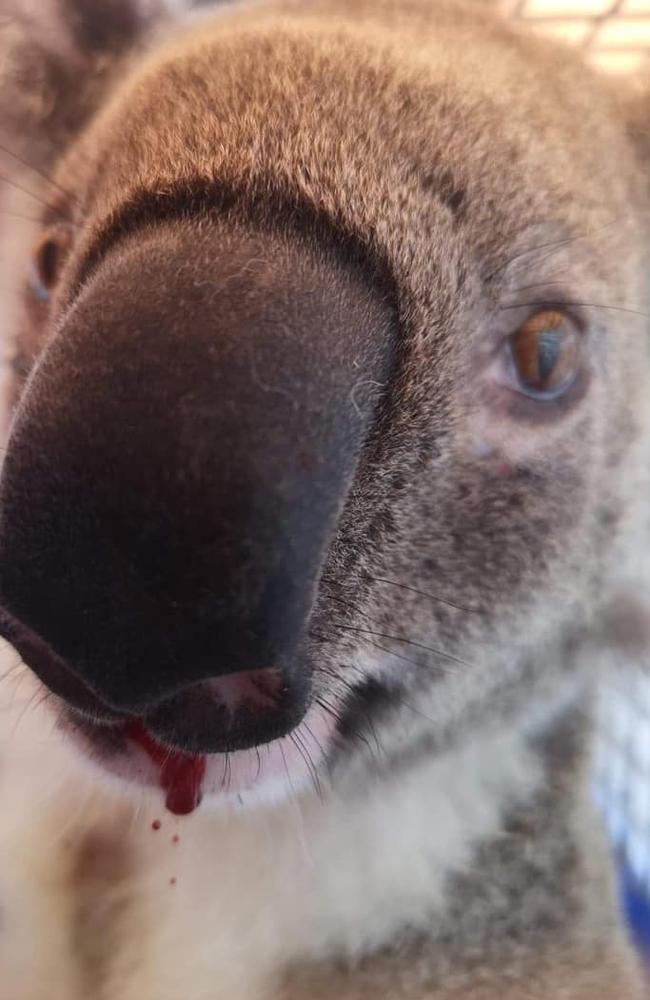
[{"left": 0, "top": 0, "right": 648, "bottom": 810}]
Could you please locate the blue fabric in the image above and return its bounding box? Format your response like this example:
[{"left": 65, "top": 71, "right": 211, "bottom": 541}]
[{"left": 620, "top": 863, "right": 650, "bottom": 954}]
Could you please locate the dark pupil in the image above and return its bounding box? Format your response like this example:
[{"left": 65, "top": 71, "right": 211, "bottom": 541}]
[
  {"left": 38, "top": 240, "right": 59, "bottom": 288},
  {"left": 536, "top": 330, "right": 562, "bottom": 385}
]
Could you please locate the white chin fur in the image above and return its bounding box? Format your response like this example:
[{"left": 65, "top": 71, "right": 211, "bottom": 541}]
[{"left": 0, "top": 641, "right": 543, "bottom": 1000}]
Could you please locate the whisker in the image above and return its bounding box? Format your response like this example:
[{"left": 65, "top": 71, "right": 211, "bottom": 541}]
[
  {"left": 508, "top": 279, "right": 577, "bottom": 294},
  {"left": 0, "top": 139, "right": 80, "bottom": 205},
  {"left": 301, "top": 720, "right": 327, "bottom": 761},
  {"left": 392, "top": 694, "right": 438, "bottom": 728},
  {"left": 324, "top": 661, "right": 441, "bottom": 751},
  {"left": 314, "top": 693, "right": 341, "bottom": 721},
  {"left": 310, "top": 626, "right": 457, "bottom": 676},
  {"left": 334, "top": 676, "right": 386, "bottom": 757},
  {"left": 486, "top": 219, "right": 623, "bottom": 282},
  {"left": 321, "top": 597, "right": 464, "bottom": 665},
  {"left": 329, "top": 621, "right": 476, "bottom": 669},
  {"left": 367, "top": 575, "right": 480, "bottom": 614},
  {"left": 327, "top": 711, "right": 377, "bottom": 762},
  {"left": 501, "top": 299, "right": 650, "bottom": 320},
  {"left": 0, "top": 170, "right": 60, "bottom": 214},
  {"left": 365, "top": 636, "right": 455, "bottom": 673},
  {"left": 278, "top": 741, "right": 296, "bottom": 798},
  {"left": 33, "top": 688, "right": 53, "bottom": 712},
  {"left": 334, "top": 660, "right": 445, "bottom": 734},
  {"left": 0, "top": 170, "right": 80, "bottom": 223},
  {"left": 314, "top": 693, "right": 377, "bottom": 763},
  {"left": 290, "top": 730, "right": 322, "bottom": 801},
  {"left": 0, "top": 208, "right": 54, "bottom": 225},
  {"left": 160, "top": 742, "right": 176, "bottom": 774},
  {"left": 317, "top": 664, "right": 362, "bottom": 695},
  {"left": 9, "top": 683, "right": 43, "bottom": 735},
  {"left": 0, "top": 656, "right": 24, "bottom": 686},
  {"left": 302, "top": 719, "right": 336, "bottom": 783}
]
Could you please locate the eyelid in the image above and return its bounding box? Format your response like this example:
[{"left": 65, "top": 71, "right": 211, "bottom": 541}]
[{"left": 497, "top": 286, "right": 590, "bottom": 334}]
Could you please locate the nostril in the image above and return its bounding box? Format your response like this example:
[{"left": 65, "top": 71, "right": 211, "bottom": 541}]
[
  {"left": 0, "top": 609, "right": 124, "bottom": 722},
  {"left": 143, "top": 668, "right": 308, "bottom": 755}
]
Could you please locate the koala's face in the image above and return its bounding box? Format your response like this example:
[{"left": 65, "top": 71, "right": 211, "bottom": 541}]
[{"left": 0, "top": 0, "right": 648, "bottom": 811}]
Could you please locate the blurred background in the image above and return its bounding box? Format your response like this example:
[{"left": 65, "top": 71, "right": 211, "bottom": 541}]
[
  {"left": 505, "top": 0, "right": 650, "bottom": 75},
  {"left": 505, "top": 0, "right": 650, "bottom": 966}
]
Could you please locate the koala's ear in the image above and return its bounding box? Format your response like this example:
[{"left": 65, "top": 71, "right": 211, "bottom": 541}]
[{"left": 0, "top": 0, "right": 173, "bottom": 171}]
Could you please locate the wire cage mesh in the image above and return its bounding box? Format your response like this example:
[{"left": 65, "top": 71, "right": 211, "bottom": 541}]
[
  {"left": 504, "top": 0, "right": 650, "bottom": 959},
  {"left": 595, "top": 674, "right": 650, "bottom": 952},
  {"left": 506, "top": 0, "right": 650, "bottom": 76}
]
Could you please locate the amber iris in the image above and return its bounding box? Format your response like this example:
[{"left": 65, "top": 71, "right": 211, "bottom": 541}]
[{"left": 509, "top": 310, "right": 580, "bottom": 398}]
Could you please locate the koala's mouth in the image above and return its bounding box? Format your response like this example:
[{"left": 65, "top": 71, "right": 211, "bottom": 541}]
[
  {"left": 65, "top": 714, "right": 209, "bottom": 815},
  {"left": 0, "top": 611, "right": 340, "bottom": 814},
  {"left": 64, "top": 668, "right": 303, "bottom": 816},
  {"left": 61, "top": 700, "right": 337, "bottom": 815},
  {"left": 2, "top": 610, "right": 401, "bottom": 814}
]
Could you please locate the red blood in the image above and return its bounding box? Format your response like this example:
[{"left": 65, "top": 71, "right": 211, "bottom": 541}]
[
  {"left": 152, "top": 819, "right": 161, "bottom": 831},
  {"left": 124, "top": 720, "right": 207, "bottom": 816},
  {"left": 172, "top": 835, "right": 180, "bottom": 844}
]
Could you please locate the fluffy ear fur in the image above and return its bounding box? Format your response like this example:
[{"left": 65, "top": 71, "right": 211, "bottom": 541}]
[{"left": 0, "top": 0, "right": 171, "bottom": 172}]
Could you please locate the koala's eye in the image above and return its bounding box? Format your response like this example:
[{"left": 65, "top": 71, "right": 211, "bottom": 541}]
[
  {"left": 507, "top": 310, "right": 581, "bottom": 399},
  {"left": 30, "top": 227, "right": 72, "bottom": 301}
]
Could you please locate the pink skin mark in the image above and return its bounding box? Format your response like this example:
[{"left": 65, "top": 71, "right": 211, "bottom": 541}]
[{"left": 209, "top": 670, "right": 283, "bottom": 718}]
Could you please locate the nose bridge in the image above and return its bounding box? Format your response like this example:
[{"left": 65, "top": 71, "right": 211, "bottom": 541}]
[{"left": 0, "top": 219, "right": 396, "bottom": 711}]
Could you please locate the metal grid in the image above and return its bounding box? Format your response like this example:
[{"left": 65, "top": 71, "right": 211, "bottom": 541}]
[
  {"left": 594, "top": 674, "right": 650, "bottom": 952},
  {"left": 595, "top": 674, "right": 650, "bottom": 895},
  {"left": 504, "top": 0, "right": 650, "bottom": 75}
]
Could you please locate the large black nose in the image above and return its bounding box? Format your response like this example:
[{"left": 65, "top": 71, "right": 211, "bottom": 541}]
[{"left": 0, "top": 218, "right": 395, "bottom": 751}]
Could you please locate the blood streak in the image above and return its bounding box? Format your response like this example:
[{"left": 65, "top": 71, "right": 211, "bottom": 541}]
[{"left": 124, "top": 720, "right": 207, "bottom": 816}]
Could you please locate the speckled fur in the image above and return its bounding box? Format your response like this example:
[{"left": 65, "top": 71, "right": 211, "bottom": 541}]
[{"left": 0, "top": 0, "right": 649, "bottom": 997}]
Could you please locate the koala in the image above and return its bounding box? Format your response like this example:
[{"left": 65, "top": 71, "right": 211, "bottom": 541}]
[{"left": 0, "top": 0, "right": 648, "bottom": 997}]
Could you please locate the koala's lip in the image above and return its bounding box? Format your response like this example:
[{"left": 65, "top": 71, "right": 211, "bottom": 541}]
[
  {"left": 60, "top": 698, "right": 337, "bottom": 813},
  {"left": 0, "top": 607, "right": 337, "bottom": 810},
  {"left": 0, "top": 607, "right": 312, "bottom": 751},
  {"left": 0, "top": 609, "right": 126, "bottom": 723}
]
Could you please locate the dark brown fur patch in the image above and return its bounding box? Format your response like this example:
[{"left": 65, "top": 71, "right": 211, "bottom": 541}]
[{"left": 67, "top": 824, "right": 136, "bottom": 995}]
